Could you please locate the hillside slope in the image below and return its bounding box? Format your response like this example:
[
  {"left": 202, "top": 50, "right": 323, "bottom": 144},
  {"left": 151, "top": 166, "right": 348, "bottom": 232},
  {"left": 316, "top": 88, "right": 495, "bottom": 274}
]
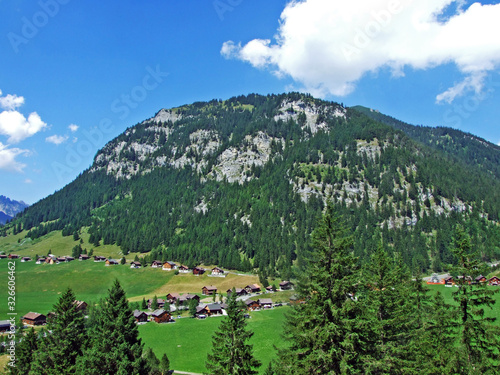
[{"left": 3, "top": 93, "right": 499, "bottom": 277}]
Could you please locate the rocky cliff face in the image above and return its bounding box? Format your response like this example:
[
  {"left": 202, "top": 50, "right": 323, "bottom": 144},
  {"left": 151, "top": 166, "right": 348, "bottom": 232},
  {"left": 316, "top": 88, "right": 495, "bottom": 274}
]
[{"left": 0, "top": 195, "right": 28, "bottom": 224}]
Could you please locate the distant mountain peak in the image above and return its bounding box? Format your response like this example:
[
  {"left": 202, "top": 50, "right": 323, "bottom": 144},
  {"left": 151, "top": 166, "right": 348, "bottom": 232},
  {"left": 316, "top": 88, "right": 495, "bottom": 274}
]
[{"left": 0, "top": 195, "right": 28, "bottom": 224}]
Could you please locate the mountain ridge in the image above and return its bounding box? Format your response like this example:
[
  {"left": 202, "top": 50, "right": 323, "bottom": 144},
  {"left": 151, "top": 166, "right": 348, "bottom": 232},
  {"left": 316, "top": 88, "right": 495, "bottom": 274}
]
[
  {"left": 0, "top": 195, "right": 28, "bottom": 225},
  {"left": 4, "top": 93, "right": 499, "bottom": 276}
]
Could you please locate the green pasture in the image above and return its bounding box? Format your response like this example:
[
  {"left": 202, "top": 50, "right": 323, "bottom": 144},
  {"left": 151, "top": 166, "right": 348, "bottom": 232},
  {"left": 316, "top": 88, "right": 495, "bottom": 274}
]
[
  {"left": 0, "top": 260, "right": 176, "bottom": 317},
  {"left": 139, "top": 306, "right": 288, "bottom": 374}
]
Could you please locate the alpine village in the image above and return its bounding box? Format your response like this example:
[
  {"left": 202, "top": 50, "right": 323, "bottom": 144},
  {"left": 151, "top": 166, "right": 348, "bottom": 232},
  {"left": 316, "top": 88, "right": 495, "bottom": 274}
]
[{"left": 1, "top": 93, "right": 500, "bottom": 374}]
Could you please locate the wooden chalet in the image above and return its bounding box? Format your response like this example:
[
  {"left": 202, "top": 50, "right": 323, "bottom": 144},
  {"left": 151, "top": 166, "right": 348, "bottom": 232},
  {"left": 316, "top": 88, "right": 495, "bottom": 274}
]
[
  {"left": 211, "top": 267, "right": 225, "bottom": 276},
  {"left": 151, "top": 309, "right": 171, "bottom": 323},
  {"left": 489, "top": 276, "right": 500, "bottom": 286},
  {"left": 205, "top": 303, "right": 223, "bottom": 316},
  {"left": 66, "top": 256, "right": 75, "bottom": 262},
  {"left": 22, "top": 312, "right": 46, "bottom": 326},
  {"left": 8, "top": 254, "right": 19, "bottom": 259},
  {"left": 444, "top": 276, "right": 454, "bottom": 285},
  {"left": 167, "top": 293, "right": 180, "bottom": 303},
  {"left": 258, "top": 298, "right": 273, "bottom": 309},
  {"left": 45, "top": 257, "right": 58, "bottom": 265},
  {"left": 178, "top": 294, "right": 200, "bottom": 305},
  {"left": 202, "top": 285, "right": 217, "bottom": 296},
  {"left": 0, "top": 254, "right": 8, "bottom": 259},
  {"left": 130, "top": 261, "right": 142, "bottom": 269},
  {"left": 20, "top": 257, "right": 32, "bottom": 262},
  {"left": 105, "top": 259, "right": 119, "bottom": 266},
  {"left": 475, "top": 275, "right": 487, "bottom": 283},
  {"left": 148, "top": 298, "right": 166, "bottom": 309},
  {"left": 227, "top": 288, "right": 248, "bottom": 297},
  {"left": 79, "top": 254, "right": 90, "bottom": 261},
  {"left": 36, "top": 257, "right": 46, "bottom": 264},
  {"left": 57, "top": 257, "right": 68, "bottom": 263},
  {"left": 94, "top": 256, "right": 106, "bottom": 262},
  {"left": 193, "top": 266, "right": 205, "bottom": 276},
  {"left": 151, "top": 260, "right": 163, "bottom": 268},
  {"left": 133, "top": 310, "right": 148, "bottom": 323},
  {"left": 266, "top": 285, "right": 274, "bottom": 292},
  {"left": 245, "top": 299, "right": 259, "bottom": 311},
  {"left": 245, "top": 284, "right": 261, "bottom": 294},
  {"left": 178, "top": 265, "right": 190, "bottom": 273},
  {"left": 162, "top": 261, "right": 177, "bottom": 271},
  {"left": 279, "top": 281, "right": 294, "bottom": 290}
]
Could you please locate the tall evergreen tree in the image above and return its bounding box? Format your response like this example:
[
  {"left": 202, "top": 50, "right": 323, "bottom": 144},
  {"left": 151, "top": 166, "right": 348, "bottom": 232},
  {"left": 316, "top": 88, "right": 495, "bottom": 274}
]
[
  {"left": 448, "top": 225, "right": 500, "bottom": 374},
  {"left": 9, "top": 328, "right": 38, "bottom": 375},
  {"left": 206, "top": 288, "right": 261, "bottom": 375},
  {"left": 76, "top": 279, "right": 150, "bottom": 375},
  {"left": 275, "top": 205, "right": 361, "bottom": 374},
  {"left": 31, "top": 288, "right": 87, "bottom": 375}
]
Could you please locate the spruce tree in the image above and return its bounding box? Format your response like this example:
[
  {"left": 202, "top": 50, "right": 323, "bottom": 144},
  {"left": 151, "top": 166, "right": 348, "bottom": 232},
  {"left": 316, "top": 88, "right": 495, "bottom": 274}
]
[
  {"left": 159, "top": 353, "right": 170, "bottom": 374},
  {"left": 76, "top": 279, "right": 150, "bottom": 375},
  {"left": 275, "top": 205, "right": 361, "bottom": 374},
  {"left": 31, "top": 288, "right": 87, "bottom": 374},
  {"left": 206, "top": 288, "right": 261, "bottom": 374},
  {"left": 9, "top": 328, "right": 38, "bottom": 375},
  {"left": 448, "top": 226, "right": 500, "bottom": 374}
]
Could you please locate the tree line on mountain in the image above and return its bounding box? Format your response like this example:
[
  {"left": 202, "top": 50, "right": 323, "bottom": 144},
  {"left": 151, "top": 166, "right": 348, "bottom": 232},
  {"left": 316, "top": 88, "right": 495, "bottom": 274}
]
[{"left": 7, "top": 93, "right": 500, "bottom": 277}]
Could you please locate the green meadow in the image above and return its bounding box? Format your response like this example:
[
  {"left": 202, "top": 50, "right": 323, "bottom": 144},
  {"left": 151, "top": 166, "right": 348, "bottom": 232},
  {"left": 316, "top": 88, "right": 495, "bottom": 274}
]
[{"left": 138, "top": 307, "right": 288, "bottom": 374}]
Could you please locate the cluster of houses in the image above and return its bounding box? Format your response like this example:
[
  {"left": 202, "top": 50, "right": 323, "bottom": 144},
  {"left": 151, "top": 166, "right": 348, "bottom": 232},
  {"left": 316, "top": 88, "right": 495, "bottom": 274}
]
[
  {"left": 444, "top": 275, "right": 500, "bottom": 286},
  {"left": 19, "top": 300, "right": 88, "bottom": 327}
]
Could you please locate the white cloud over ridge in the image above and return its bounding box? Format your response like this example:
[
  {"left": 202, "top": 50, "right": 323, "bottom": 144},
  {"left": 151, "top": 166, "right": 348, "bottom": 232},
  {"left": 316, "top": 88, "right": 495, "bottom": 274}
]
[
  {"left": 0, "top": 142, "right": 30, "bottom": 172},
  {"left": 222, "top": 0, "right": 500, "bottom": 102}
]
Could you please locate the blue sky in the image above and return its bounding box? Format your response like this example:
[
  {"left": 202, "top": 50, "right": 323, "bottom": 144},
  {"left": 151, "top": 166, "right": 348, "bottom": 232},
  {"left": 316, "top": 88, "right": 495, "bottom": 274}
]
[{"left": 0, "top": 0, "right": 499, "bottom": 204}]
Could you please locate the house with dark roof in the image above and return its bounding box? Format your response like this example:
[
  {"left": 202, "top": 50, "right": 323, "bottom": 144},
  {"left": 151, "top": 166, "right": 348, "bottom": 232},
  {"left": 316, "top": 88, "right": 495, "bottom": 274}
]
[
  {"left": 202, "top": 285, "right": 217, "bottom": 296},
  {"left": 130, "top": 261, "right": 142, "bottom": 269},
  {"left": 151, "top": 309, "right": 171, "bottom": 323},
  {"left": 211, "top": 267, "right": 225, "bottom": 276},
  {"left": 258, "top": 298, "right": 273, "bottom": 309},
  {"left": 162, "top": 261, "right": 177, "bottom": 271},
  {"left": 489, "top": 276, "right": 500, "bottom": 286},
  {"left": 193, "top": 266, "right": 205, "bottom": 276},
  {"left": 22, "top": 312, "right": 46, "bottom": 326},
  {"left": 21, "top": 257, "right": 32, "bottom": 262},
  {"left": 227, "top": 288, "right": 248, "bottom": 297},
  {"left": 133, "top": 310, "right": 148, "bottom": 323},
  {"left": 105, "top": 259, "right": 119, "bottom": 266},
  {"left": 79, "top": 254, "right": 90, "bottom": 261},
  {"left": 0, "top": 320, "right": 12, "bottom": 332},
  {"left": 245, "top": 299, "right": 259, "bottom": 310},
  {"left": 279, "top": 281, "right": 294, "bottom": 290},
  {"left": 245, "top": 284, "right": 261, "bottom": 294},
  {"left": 178, "top": 265, "right": 190, "bottom": 273},
  {"left": 151, "top": 260, "right": 163, "bottom": 268}
]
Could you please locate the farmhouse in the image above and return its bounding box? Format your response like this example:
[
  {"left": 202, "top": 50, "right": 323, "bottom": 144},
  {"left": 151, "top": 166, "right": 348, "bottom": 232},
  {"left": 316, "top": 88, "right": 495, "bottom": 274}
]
[
  {"left": 167, "top": 293, "right": 180, "bottom": 303},
  {"left": 45, "top": 257, "right": 58, "bottom": 265},
  {"left": 148, "top": 298, "right": 166, "bottom": 309},
  {"left": 105, "top": 259, "right": 119, "bottom": 266},
  {"left": 205, "top": 303, "right": 224, "bottom": 316},
  {"left": 130, "top": 261, "right": 142, "bottom": 269},
  {"left": 0, "top": 254, "right": 7, "bottom": 259},
  {"left": 94, "top": 256, "right": 106, "bottom": 262},
  {"left": 227, "top": 288, "right": 247, "bottom": 297},
  {"left": 193, "top": 266, "right": 205, "bottom": 275},
  {"left": 178, "top": 265, "right": 190, "bottom": 273},
  {"left": 65, "top": 256, "right": 75, "bottom": 262},
  {"left": 151, "top": 260, "right": 163, "bottom": 268},
  {"left": 245, "top": 299, "right": 259, "bottom": 311},
  {"left": 489, "top": 276, "right": 500, "bottom": 286},
  {"left": 36, "top": 257, "right": 46, "bottom": 264},
  {"left": 475, "top": 275, "right": 487, "bottom": 283},
  {"left": 74, "top": 300, "right": 88, "bottom": 314},
  {"left": 245, "top": 284, "right": 261, "bottom": 294},
  {"left": 22, "top": 312, "right": 46, "bottom": 326},
  {"left": 162, "top": 261, "right": 177, "bottom": 271},
  {"left": 211, "top": 267, "right": 225, "bottom": 276},
  {"left": 202, "top": 285, "right": 217, "bottom": 296},
  {"left": 279, "top": 281, "right": 294, "bottom": 290},
  {"left": 151, "top": 309, "right": 171, "bottom": 323},
  {"left": 21, "top": 257, "right": 32, "bottom": 262},
  {"left": 444, "top": 276, "right": 454, "bottom": 285},
  {"left": 8, "top": 254, "right": 19, "bottom": 259},
  {"left": 79, "top": 254, "right": 90, "bottom": 261},
  {"left": 178, "top": 294, "right": 200, "bottom": 305},
  {"left": 258, "top": 298, "right": 273, "bottom": 309},
  {"left": 133, "top": 310, "right": 148, "bottom": 323}
]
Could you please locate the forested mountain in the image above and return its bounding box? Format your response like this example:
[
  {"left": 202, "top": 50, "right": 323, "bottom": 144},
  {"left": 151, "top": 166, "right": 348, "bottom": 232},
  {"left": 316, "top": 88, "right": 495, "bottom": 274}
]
[
  {"left": 0, "top": 195, "right": 28, "bottom": 224},
  {"left": 4, "top": 93, "right": 500, "bottom": 277}
]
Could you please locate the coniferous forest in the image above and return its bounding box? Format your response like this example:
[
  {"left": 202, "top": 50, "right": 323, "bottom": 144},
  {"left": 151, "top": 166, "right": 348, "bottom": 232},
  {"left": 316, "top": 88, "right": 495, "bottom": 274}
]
[{"left": 4, "top": 93, "right": 499, "bottom": 280}]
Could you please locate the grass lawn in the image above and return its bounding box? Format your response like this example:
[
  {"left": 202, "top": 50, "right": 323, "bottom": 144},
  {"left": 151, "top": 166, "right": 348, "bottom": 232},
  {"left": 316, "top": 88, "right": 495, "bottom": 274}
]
[{"left": 139, "top": 306, "right": 288, "bottom": 374}]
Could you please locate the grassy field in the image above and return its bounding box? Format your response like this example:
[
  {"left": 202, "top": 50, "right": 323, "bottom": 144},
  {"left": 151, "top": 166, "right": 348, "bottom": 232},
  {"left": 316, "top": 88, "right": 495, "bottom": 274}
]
[
  {"left": 139, "top": 306, "right": 288, "bottom": 374},
  {"left": 0, "top": 228, "right": 125, "bottom": 261}
]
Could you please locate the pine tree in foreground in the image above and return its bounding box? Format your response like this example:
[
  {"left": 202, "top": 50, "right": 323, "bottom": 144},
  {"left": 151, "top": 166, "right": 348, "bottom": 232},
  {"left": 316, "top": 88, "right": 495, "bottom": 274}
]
[
  {"left": 275, "top": 205, "right": 361, "bottom": 374},
  {"left": 30, "top": 287, "right": 87, "bottom": 375},
  {"left": 206, "top": 288, "right": 261, "bottom": 375},
  {"left": 9, "top": 328, "right": 38, "bottom": 375},
  {"left": 447, "top": 225, "right": 500, "bottom": 374},
  {"left": 76, "top": 279, "right": 150, "bottom": 375}
]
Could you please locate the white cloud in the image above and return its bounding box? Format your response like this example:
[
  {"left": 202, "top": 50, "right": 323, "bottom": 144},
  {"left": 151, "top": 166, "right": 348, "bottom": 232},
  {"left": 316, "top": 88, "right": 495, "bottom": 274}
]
[
  {"left": 222, "top": 0, "right": 500, "bottom": 102},
  {"left": 0, "top": 142, "right": 30, "bottom": 172},
  {"left": 24, "top": 178, "right": 33, "bottom": 184},
  {"left": 0, "top": 89, "right": 25, "bottom": 111},
  {"left": 0, "top": 89, "right": 48, "bottom": 143},
  {"left": 46, "top": 134, "right": 68, "bottom": 145},
  {"left": 0, "top": 110, "right": 48, "bottom": 144},
  {"left": 68, "top": 124, "right": 79, "bottom": 132}
]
